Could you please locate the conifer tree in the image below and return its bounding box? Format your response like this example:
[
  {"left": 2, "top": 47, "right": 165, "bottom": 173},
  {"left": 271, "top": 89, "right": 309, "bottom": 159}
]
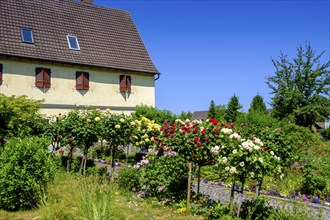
[
  {"left": 225, "top": 95, "right": 242, "bottom": 122},
  {"left": 249, "top": 94, "right": 268, "bottom": 115},
  {"left": 207, "top": 100, "right": 216, "bottom": 119},
  {"left": 266, "top": 43, "right": 330, "bottom": 128}
]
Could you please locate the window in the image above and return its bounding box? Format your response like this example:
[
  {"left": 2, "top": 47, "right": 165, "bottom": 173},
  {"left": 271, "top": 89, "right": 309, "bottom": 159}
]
[
  {"left": 21, "top": 28, "right": 34, "bottom": 43},
  {"left": 35, "top": 68, "right": 51, "bottom": 88},
  {"left": 119, "top": 75, "right": 131, "bottom": 92},
  {"left": 0, "top": 64, "right": 3, "bottom": 85},
  {"left": 76, "top": 71, "right": 89, "bottom": 90},
  {"left": 67, "top": 35, "right": 80, "bottom": 50}
]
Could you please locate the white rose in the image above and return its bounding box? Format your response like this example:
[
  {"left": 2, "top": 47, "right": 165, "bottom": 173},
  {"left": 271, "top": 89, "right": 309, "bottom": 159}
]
[
  {"left": 229, "top": 167, "right": 237, "bottom": 174},
  {"left": 270, "top": 151, "right": 274, "bottom": 156},
  {"left": 258, "top": 158, "right": 263, "bottom": 163},
  {"left": 240, "top": 162, "right": 245, "bottom": 167},
  {"left": 232, "top": 149, "right": 237, "bottom": 154}
]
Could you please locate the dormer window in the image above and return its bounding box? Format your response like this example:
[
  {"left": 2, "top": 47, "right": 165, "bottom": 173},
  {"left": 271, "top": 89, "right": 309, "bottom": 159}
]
[
  {"left": 67, "top": 35, "right": 80, "bottom": 50},
  {"left": 21, "top": 28, "right": 34, "bottom": 43}
]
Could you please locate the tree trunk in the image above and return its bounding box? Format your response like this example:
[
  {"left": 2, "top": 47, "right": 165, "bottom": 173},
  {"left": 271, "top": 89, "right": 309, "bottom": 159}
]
[
  {"left": 229, "top": 176, "right": 235, "bottom": 215},
  {"left": 256, "top": 178, "right": 263, "bottom": 197},
  {"left": 187, "top": 162, "right": 192, "bottom": 211},
  {"left": 197, "top": 164, "right": 201, "bottom": 200}
]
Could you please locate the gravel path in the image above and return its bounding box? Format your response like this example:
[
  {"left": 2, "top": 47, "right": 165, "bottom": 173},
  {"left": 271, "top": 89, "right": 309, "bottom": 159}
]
[{"left": 193, "top": 181, "right": 330, "bottom": 220}]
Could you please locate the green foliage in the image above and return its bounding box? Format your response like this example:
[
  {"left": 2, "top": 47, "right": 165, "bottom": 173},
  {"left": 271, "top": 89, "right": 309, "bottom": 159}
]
[
  {"left": 236, "top": 111, "right": 279, "bottom": 139},
  {"left": 248, "top": 94, "right": 268, "bottom": 115},
  {"left": 133, "top": 104, "right": 176, "bottom": 124},
  {"left": 0, "top": 137, "right": 58, "bottom": 210},
  {"left": 178, "top": 111, "right": 193, "bottom": 120},
  {"left": 70, "top": 156, "right": 95, "bottom": 173},
  {"left": 208, "top": 203, "right": 231, "bottom": 219},
  {"left": 266, "top": 43, "right": 330, "bottom": 128},
  {"left": 117, "top": 167, "right": 140, "bottom": 191},
  {"left": 207, "top": 100, "right": 226, "bottom": 122},
  {"left": 282, "top": 123, "right": 321, "bottom": 160},
  {"left": 214, "top": 104, "right": 227, "bottom": 122},
  {"left": 0, "top": 94, "right": 44, "bottom": 146},
  {"left": 300, "top": 162, "right": 327, "bottom": 196},
  {"left": 200, "top": 165, "right": 220, "bottom": 181},
  {"left": 240, "top": 197, "right": 274, "bottom": 220},
  {"left": 139, "top": 152, "right": 188, "bottom": 202},
  {"left": 208, "top": 100, "right": 216, "bottom": 119},
  {"left": 321, "top": 127, "right": 330, "bottom": 140},
  {"left": 225, "top": 94, "right": 242, "bottom": 122}
]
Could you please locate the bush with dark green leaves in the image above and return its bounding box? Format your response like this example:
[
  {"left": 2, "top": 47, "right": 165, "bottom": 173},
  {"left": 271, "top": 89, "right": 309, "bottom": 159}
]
[
  {"left": 321, "top": 127, "right": 330, "bottom": 140},
  {"left": 139, "top": 152, "right": 188, "bottom": 202},
  {"left": 117, "top": 167, "right": 140, "bottom": 191},
  {"left": 0, "top": 137, "right": 58, "bottom": 210}
]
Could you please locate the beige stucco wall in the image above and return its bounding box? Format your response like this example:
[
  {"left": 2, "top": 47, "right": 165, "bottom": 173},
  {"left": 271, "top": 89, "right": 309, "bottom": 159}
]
[{"left": 0, "top": 58, "right": 155, "bottom": 116}]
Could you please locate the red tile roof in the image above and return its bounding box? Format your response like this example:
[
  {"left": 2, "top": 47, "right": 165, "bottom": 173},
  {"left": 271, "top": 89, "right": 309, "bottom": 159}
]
[{"left": 0, "top": 0, "right": 159, "bottom": 74}]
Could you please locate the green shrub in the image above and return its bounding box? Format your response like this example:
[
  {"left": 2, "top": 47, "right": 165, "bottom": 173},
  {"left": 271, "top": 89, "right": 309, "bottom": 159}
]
[
  {"left": 282, "top": 123, "right": 322, "bottom": 159},
  {"left": 200, "top": 165, "right": 220, "bottom": 181},
  {"left": 321, "top": 127, "right": 330, "bottom": 140},
  {"left": 0, "top": 137, "right": 58, "bottom": 210},
  {"left": 301, "top": 162, "right": 327, "bottom": 196},
  {"left": 117, "top": 167, "right": 140, "bottom": 191},
  {"left": 139, "top": 153, "right": 188, "bottom": 202},
  {"left": 239, "top": 197, "right": 274, "bottom": 220}
]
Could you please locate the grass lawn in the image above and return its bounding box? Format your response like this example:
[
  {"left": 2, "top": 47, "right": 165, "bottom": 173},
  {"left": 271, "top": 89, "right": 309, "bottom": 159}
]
[{"left": 0, "top": 171, "right": 204, "bottom": 220}]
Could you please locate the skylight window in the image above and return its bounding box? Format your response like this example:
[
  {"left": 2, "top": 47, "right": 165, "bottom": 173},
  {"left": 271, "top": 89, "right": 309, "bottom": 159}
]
[
  {"left": 67, "top": 35, "right": 80, "bottom": 50},
  {"left": 21, "top": 28, "right": 34, "bottom": 43}
]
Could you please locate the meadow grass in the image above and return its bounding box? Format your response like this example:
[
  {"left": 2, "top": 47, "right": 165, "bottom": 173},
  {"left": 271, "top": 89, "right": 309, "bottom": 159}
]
[{"left": 0, "top": 171, "right": 204, "bottom": 220}]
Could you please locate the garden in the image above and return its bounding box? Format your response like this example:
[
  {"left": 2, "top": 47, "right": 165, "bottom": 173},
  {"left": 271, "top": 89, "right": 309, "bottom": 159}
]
[{"left": 0, "top": 44, "right": 330, "bottom": 219}]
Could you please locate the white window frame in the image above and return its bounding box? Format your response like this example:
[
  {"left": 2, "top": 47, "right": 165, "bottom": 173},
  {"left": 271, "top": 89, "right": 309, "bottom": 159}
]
[
  {"left": 66, "top": 35, "right": 80, "bottom": 51},
  {"left": 21, "top": 28, "right": 34, "bottom": 43}
]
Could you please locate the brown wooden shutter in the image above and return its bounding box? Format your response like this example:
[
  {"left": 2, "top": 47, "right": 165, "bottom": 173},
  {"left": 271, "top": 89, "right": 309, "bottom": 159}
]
[
  {"left": 83, "top": 72, "right": 89, "bottom": 90},
  {"left": 35, "top": 68, "right": 44, "bottom": 87},
  {"left": 44, "top": 68, "right": 51, "bottom": 88},
  {"left": 126, "top": 75, "right": 131, "bottom": 92},
  {"left": 76, "top": 72, "right": 84, "bottom": 90},
  {"left": 0, "top": 64, "right": 3, "bottom": 85},
  {"left": 119, "top": 75, "right": 126, "bottom": 92}
]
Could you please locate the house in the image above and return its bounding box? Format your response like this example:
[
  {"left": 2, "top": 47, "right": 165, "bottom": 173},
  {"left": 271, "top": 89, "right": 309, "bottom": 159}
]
[
  {"left": 192, "top": 111, "right": 208, "bottom": 120},
  {"left": 0, "top": 0, "right": 159, "bottom": 116}
]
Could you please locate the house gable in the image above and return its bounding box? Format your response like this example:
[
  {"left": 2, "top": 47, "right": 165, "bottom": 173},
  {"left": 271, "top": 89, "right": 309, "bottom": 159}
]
[{"left": 0, "top": 0, "right": 159, "bottom": 75}]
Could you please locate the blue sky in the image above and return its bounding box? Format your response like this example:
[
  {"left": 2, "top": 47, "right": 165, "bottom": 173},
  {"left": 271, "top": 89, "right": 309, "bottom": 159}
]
[{"left": 95, "top": 0, "right": 330, "bottom": 114}]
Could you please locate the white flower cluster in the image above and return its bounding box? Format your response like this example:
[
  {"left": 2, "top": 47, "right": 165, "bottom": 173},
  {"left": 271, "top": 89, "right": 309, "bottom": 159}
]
[
  {"left": 229, "top": 132, "right": 241, "bottom": 140},
  {"left": 253, "top": 137, "right": 264, "bottom": 146},
  {"left": 221, "top": 128, "right": 233, "bottom": 135},
  {"left": 211, "top": 145, "right": 220, "bottom": 155},
  {"left": 241, "top": 140, "right": 255, "bottom": 152}
]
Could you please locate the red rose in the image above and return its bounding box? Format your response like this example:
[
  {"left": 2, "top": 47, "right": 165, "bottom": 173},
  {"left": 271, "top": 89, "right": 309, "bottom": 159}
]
[
  {"left": 201, "top": 131, "right": 206, "bottom": 136},
  {"left": 197, "top": 142, "right": 202, "bottom": 147},
  {"left": 194, "top": 137, "right": 199, "bottom": 142},
  {"left": 212, "top": 119, "right": 217, "bottom": 125},
  {"left": 230, "top": 122, "right": 236, "bottom": 127},
  {"left": 187, "top": 141, "right": 191, "bottom": 145},
  {"left": 205, "top": 138, "right": 210, "bottom": 142},
  {"left": 160, "top": 127, "right": 163, "bottom": 131},
  {"left": 57, "top": 135, "right": 62, "bottom": 139},
  {"left": 214, "top": 130, "right": 219, "bottom": 135}
]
